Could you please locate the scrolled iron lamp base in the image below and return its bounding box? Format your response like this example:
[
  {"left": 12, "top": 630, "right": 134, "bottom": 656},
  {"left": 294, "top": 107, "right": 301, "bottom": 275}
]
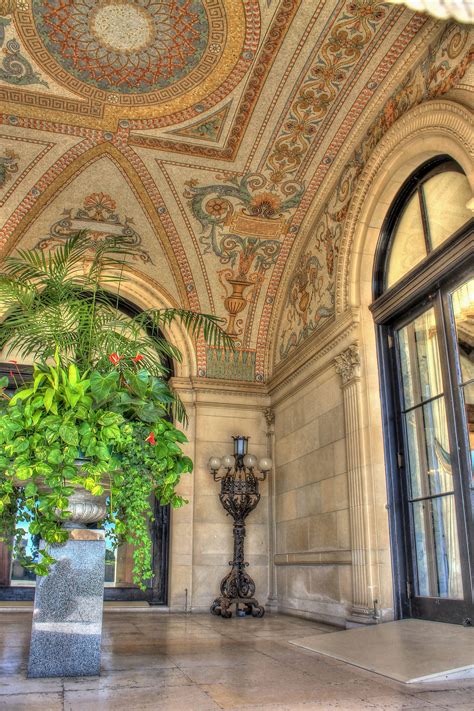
[{"left": 208, "top": 436, "right": 272, "bottom": 619}]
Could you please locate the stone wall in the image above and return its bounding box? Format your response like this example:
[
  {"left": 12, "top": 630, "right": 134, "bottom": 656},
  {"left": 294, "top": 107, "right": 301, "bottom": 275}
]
[
  {"left": 168, "top": 378, "right": 271, "bottom": 613},
  {"left": 273, "top": 364, "right": 351, "bottom": 624}
]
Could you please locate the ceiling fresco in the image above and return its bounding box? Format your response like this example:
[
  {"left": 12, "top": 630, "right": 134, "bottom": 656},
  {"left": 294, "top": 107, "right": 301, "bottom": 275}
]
[{"left": 0, "top": 0, "right": 472, "bottom": 382}]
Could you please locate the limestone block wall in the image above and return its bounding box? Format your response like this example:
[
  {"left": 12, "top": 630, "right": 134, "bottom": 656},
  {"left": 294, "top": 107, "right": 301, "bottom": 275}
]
[
  {"left": 168, "top": 378, "right": 270, "bottom": 613},
  {"left": 269, "top": 309, "right": 392, "bottom": 627},
  {"left": 272, "top": 360, "right": 351, "bottom": 625}
]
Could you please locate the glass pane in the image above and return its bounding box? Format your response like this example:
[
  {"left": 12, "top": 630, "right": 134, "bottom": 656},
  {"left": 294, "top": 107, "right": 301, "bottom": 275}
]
[
  {"left": 422, "top": 172, "right": 471, "bottom": 250},
  {"left": 462, "top": 381, "right": 474, "bottom": 489},
  {"left": 104, "top": 537, "right": 141, "bottom": 588},
  {"left": 10, "top": 515, "right": 37, "bottom": 585},
  {"left": 450, "top": 278, "right": 474, "bottom": 384},
  {"left": 398, "top": 308, "right": 443, "bottom": 409},
  {"left": 387, "top": 193, "right": 427, "bottom": 288},
  {"left": 412, "top": 495, "right": 463, "bottom": 599},
  {"left": 405, "top": 397, "right": 452, "bottom": 500}
]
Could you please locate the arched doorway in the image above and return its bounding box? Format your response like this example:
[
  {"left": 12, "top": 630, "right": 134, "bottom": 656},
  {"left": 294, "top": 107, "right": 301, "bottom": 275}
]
[
  {"left": 0, "top": 294, "right": 172, "bottom": 606},
  {"left": 371, "top": 155, "right": 473, "bottom": 624}
]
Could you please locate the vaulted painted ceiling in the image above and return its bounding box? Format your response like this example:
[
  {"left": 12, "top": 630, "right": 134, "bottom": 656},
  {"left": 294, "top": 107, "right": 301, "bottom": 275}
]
[{"left": 0, "top": 1, "right": 472, "bottom": 381}]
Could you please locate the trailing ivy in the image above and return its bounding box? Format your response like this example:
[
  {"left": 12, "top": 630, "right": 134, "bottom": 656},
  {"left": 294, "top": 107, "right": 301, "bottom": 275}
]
[{"left": 0, "top": 354, "right": 192, "bottom": 587}]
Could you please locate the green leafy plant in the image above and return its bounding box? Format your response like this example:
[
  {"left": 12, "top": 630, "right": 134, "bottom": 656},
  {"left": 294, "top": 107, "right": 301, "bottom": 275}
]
[{"left": 0, "top": 232, "right": 231, "bottom": 587}]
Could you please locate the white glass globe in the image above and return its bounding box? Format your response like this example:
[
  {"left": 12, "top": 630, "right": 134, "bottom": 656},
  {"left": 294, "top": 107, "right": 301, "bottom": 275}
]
[
  {"left": 243, "top": 453, "right": 257, "bottom": 469},
  {"left": 208, "top": 456, "right": 222, "bottom": 471},
  {"left": 221, "top": 454, "right": 235, "bottom": 469},
  {"left": 258, "top": 457, "right": 272, "bottom": 472},
  {"left": 386, "top": 0, "right": 473, "bottom": 23}
]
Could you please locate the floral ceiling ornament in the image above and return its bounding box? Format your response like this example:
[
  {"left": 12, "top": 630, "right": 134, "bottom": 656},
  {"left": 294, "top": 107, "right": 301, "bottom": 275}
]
[
  {"left": 0, "top": 0, "right": 16, "bottom": 14},
  {"left": 2, "top": 0, "right": 254, "bottom": 126},
  {"left": 279, "top": 252, "right": 334, "bottom": 358},
  {"left": 0, "top": 0, "right": 28, "bottom": 14},
  {"left": 0, "top": 16, "right": 47, "bottom": 86},
  {"left": 277, "top": 21, "right": 473, "bottom": 362},
  {"left": 185, "top": 173, "right": 304, "bottom": 337},
  {"left": 386, "top": 0, "right": 473, "bottom": 23},
  {"left": 35, "top": 192, "right": 152, "bottom": 264},
  {"left": 265, "top": 0, "right": 387, "bottom": 186},
  {"left": 0, "top": 148, "right": 19, "bottom": 188}
]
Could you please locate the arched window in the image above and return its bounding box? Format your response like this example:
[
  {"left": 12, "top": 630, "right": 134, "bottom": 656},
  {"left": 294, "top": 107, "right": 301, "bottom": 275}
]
[
  {"left": 384, "top": 162, "right": 471, "bottom": 289},
  {"left": 371, "top": 156, "right": 473, "bottom": 625}
]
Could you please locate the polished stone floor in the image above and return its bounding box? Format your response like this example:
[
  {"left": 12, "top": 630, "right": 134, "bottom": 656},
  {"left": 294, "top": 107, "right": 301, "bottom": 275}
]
[{"left": 0, "top": 612, "right": 473, "bottom": 710}]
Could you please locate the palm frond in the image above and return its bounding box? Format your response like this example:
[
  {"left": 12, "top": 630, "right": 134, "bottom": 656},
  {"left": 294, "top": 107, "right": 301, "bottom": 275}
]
[
  {"left": 139, "top": 308, "right": 234, "bottom": 351},
  {"left": 0, "top": 231, "right": 234, "bottom": 428},
  {"left": 171, "top": 389, "right": 188, "bottom": 427}
]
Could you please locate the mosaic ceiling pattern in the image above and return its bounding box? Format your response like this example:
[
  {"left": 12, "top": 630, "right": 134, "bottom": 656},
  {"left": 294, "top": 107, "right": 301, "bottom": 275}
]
[{"left": 0, "top": 0, "right": 472, "bottom": 382}]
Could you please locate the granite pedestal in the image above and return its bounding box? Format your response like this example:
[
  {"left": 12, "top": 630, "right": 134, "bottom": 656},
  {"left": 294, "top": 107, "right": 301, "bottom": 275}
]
[{"left": 27, "top": 529, "right": 106, "bottom": 678}]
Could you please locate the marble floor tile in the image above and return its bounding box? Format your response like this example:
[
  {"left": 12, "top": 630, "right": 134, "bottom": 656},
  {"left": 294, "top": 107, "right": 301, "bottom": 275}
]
[
  {"left": 0, "top": 692, "right": 64, "bottom": 710},
  {"left": 64, "top": 684, "right": 222, "bottom": 710},
  {"left": 0, "top": 612, "right": 471, "bottom": 710}
]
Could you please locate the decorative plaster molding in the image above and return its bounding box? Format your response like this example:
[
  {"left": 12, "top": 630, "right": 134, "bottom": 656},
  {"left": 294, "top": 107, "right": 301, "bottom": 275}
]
[{"left": 334, "top": 344, "right": 361, "bottom": 386}]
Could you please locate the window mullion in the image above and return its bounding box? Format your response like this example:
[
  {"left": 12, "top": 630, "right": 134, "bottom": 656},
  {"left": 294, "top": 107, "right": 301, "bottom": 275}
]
[{"left": 418, "top": 185, "right": 432, "bottom": 254}]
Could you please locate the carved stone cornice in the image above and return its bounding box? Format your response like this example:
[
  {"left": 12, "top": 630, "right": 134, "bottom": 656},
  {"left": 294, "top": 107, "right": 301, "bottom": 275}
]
[
  {"left": 169, "top": 375, "right": 270, "bottom": 410},
  {"left": 334, "top": 344, "right": 360, "bottom": 386},
  {"left": 269, "top": 308, "right": 359, "bottom": 405}
]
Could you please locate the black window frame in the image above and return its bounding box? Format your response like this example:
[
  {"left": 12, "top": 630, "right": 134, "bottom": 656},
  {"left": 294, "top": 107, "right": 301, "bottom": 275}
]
[{"left": 371, "top": 155, "right": 474, "bottom": 625}]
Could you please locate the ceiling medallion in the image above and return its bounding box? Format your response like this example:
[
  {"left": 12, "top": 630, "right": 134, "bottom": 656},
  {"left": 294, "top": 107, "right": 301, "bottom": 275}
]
[
  {"left": 33, "top": 0, "right": 209, "bottom": 94},
  {"left": 35, "top": 0, "right": 208, "bottom": 94},
  {"left": 14, "top": 0, "right": 253, "bottom": 121}
]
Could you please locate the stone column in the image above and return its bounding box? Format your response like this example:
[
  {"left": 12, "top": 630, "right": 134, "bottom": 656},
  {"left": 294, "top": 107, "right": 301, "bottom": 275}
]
[
  {"left": 334, "top": 344, "right": 376, "bottom": 625},
  {"left": 264, "top": 407, "right": 277, "bottom": 611}
]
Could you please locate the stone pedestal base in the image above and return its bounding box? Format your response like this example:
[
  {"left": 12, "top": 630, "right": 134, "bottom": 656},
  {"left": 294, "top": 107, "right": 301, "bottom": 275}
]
[
  {"left": 28, "top": 530, "right": 106, "bottom": 678},
  {"left": 345, "top": 607, "right": 378, "bottom": 628}
]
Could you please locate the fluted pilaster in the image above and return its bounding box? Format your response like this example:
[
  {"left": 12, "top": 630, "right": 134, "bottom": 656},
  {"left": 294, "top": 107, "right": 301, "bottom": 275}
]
[
  {"left": 334, "top": 344, "right": 376, "bottom": 624},
  {"left": 264, "top": 407, "right": 278, "bottom": 610}
]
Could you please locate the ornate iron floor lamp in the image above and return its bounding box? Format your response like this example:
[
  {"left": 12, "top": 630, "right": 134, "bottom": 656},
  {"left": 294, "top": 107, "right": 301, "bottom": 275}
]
[{"left": 208, "top": 436, "right": 272, "bottom": 618}]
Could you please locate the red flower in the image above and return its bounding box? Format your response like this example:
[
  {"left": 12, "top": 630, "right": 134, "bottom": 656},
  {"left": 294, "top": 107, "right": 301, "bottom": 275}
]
[
  {"left": 132, "top": 354, "right": 144, "bottom": 363},
  {"left": 108, "top": 353, "right": 122, "bottom": 366},
  {"left": 145, "top": 432, "right": 156, "bottom": 445}
]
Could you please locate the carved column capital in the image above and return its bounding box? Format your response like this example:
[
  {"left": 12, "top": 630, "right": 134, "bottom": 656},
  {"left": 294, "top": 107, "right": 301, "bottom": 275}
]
[
  {"left": 334, "top": 344, "right": 360, "bottom": 386},
  {"left": 264, "top": 407, "right": 275, "bottom": 429}
]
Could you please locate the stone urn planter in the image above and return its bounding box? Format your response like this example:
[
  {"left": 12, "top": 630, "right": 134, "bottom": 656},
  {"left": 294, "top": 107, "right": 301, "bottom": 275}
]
[
  {"left": 50, "top": 459, "right": 108, "bottom": 530},
  {"left": 27, "top": 461, "right": 108, "bottom": 679}
]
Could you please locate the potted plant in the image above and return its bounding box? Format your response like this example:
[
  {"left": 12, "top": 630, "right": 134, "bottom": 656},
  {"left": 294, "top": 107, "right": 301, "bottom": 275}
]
[{"left": 0, "top": 232, "right": 230, "bottom": 588}]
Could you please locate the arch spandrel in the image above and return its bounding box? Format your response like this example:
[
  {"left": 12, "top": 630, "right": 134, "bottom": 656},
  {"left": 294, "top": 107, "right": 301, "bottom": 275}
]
[
  {"left": 339, "top": 101, "right": 474, "bottom": 315},
  {"left": 0, "top": 141, "right": 215, "bottom": 312}
]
